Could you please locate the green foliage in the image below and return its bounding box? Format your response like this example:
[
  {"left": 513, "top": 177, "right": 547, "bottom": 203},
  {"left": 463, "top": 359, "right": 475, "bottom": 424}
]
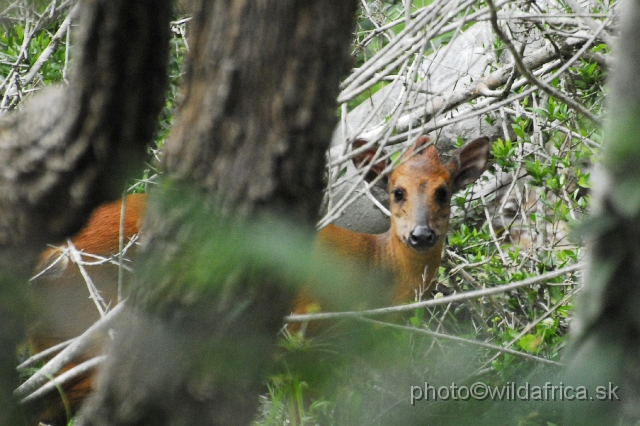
[
  {"left": 492, "top": 33, "right": 506, "bottom": 63},
  {"left": 0, "top": 22, "right": 67, "bottom": 85},
  {"left": 491, "top": 138, "right": 516, "bottom": 168},
  {"left": 154, "top": 22, "right": 187, "bottom": 150}
]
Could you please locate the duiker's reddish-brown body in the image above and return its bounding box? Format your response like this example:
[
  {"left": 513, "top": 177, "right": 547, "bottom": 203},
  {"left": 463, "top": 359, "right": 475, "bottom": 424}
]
[{"left": 26, "top": 136, "right": 490, "bottom": 425}]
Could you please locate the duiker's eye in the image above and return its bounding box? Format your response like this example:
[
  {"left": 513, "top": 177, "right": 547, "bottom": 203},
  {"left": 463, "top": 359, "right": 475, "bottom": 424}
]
[
  {"left": 435, "top": 187, "right": 448, "bottom": 203},
  {"left": 392, "top": 189, "right": 404, "bottom": 202}
]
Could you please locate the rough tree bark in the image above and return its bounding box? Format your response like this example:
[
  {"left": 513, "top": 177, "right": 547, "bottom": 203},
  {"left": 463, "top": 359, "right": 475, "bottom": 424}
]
[
  {"left": 0, "top": 1, "right": 170, "bottom": 424},
  {"left": 77, "top": 1, "right": 359, "bottom": 425},
  {"left": 565, "top": 1, "right": 640, "bottom": 424}
]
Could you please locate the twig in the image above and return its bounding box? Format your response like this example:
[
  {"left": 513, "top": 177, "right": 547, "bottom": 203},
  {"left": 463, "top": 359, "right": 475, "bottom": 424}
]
[
  {"left": 285, "top": 263, "right": 582, "bottom": 323},
  {"left": 22, "top": 2, "right": 80, "bottom": 86},
  {"left": 480, "top": 192, "right": 509, "bottom": 267},
  {"left": 66, "top": 239, "right": 108, "bottom": 317},
  {"left": 20, "top": 356, "right": 106, "bottom": 405},
  {"left": 444, "top": 257, "right": 505, "bottom": 317},
  {"left": 486, "top": 0, "right": 600, "bottom": 124},
  {"left": 339, "top": 0, "right": 477, "bottom": 103},
  {"left": 363, "top": 186, "right": 391, "bottom": 217},
  {"left": 14, "top": 302, "right": 125, "bottom": 400},
  {"left": 118, "top": 192, "right": 127, "bottom": 302},
  {"left": 357, "top": 317, "right": 562, "bottom": 366},
  {"left": 17, "top": 338, "right": 74, "bottom": 370},
  {"left": 563, "top": 0, "right": 614, "bottom": 46},
  {"left": 473, "top": 287, "right": 580, "bottom": 375}
]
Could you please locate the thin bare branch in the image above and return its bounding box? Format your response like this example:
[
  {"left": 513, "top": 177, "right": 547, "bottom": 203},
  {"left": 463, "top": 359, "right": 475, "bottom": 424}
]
[
  {"left": 358, "top": 317, "right": 562, "bottom": 366},
  {"left": 14, "top": 302, "right": 124, "bottom": 400},
  {"left": 22, "top": 2, "right": 80, "bottom": 86},
  {"left": 20, "top": 356, "right": 105, "bottom": 405},
  {"left": 285, "top": 263, "right": 582, "bottom": 323},
  {"left": 17, "top": 338, "right": 74, "bottom": 370},
  {"left": 486, "top": 0, "right": 600, "bottom": 124}
]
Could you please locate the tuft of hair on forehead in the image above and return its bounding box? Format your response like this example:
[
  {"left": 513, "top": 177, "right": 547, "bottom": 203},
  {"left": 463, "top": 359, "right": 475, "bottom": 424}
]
[{"left": 401, "top": 135, "right": 441, "bottom": 166}]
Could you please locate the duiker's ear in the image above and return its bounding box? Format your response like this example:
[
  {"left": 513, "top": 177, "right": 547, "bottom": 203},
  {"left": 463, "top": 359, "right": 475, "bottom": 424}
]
[
  {"left": 445, "top": 137, "right": 491, "bottom": 192},
  {"left": 352, "top": 139, "right": 389, "bottom": 185}
]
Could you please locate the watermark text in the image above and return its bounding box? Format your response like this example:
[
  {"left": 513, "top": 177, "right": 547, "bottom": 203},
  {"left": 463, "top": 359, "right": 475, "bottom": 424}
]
[{"left": 410, "top": 382, "right": 620, "bottom": 405}]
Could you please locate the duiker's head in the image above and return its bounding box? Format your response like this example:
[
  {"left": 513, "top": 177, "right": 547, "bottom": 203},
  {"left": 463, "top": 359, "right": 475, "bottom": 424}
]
[{"left": 387, "top": 136, "right": 491, "bottom": 251}]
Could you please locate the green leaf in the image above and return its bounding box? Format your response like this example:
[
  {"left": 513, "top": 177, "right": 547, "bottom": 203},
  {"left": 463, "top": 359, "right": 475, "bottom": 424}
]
[{"left": 518, "top": 334, "right": 541, "bottom": 353}]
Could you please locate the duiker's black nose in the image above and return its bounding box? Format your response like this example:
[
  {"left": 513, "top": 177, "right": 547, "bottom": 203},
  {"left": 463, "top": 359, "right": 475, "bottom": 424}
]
[{"left": 408, "top": 226, "right": 437, "bottom": 250}]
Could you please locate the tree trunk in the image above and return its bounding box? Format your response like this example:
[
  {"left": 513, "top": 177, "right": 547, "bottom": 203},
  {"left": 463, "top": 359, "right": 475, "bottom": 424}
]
[
  {"left": 0, "top": 1, "right": 171, "bottom": 424},
  {"left": 77, "top": 1, "right": 358, "bottom": 425},
  {"left": 565, "top": 1, "right": 640, "bottom": 424}
]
